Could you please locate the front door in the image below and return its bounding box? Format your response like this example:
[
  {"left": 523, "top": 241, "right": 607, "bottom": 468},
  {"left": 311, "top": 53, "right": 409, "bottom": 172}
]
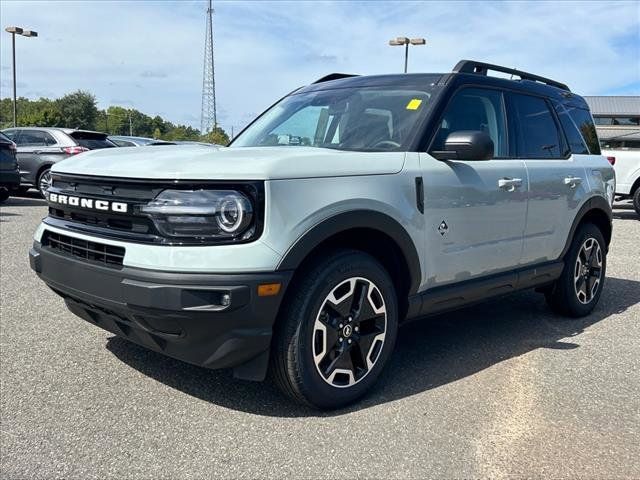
[{"left": 419, "top": 87, "right": 528, "bottom": 289}]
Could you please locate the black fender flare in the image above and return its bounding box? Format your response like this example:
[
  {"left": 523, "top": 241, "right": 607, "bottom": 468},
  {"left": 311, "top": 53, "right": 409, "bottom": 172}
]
[
  {"left": 276, "top": 210, "right": 422, "bottom": 294},
  {"left": 559, "top": 196, "right": 613, "bottom": 258}
]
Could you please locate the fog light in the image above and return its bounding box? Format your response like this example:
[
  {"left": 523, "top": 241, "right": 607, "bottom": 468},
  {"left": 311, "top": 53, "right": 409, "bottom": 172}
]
[{"left": 221, "top": 293, "right": 231, "bottom": 307}]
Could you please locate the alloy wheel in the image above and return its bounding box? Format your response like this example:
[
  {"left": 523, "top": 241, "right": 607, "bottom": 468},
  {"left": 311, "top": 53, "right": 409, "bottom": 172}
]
[
  {"left": 574, "top": 237, "right": 603, "bottom": 304},
  {"left": 312, "top": 277, "right": 387, "bottom": 388},
  {"left": 39, "top": 170, "right": 52, "bottom": 197}
]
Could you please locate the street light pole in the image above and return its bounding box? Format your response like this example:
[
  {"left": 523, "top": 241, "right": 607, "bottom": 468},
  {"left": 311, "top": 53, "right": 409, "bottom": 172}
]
[
  {"left": 11, "top": 30, "right": 17, "bottom": 126},
  {"left": 5, "top": 26, "right": 38, "bottom": 127},
  {"left": 389, "top": 36, "right": 426, "bottom": 73}
]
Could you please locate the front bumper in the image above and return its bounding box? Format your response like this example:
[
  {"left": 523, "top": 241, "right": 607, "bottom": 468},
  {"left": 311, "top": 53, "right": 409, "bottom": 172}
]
[{"left": 29, "top": 242, "right": 292, "bottom": 380}]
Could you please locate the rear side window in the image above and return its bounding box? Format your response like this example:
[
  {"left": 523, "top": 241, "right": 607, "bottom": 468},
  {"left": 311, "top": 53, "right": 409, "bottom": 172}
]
[
  {"left": 110, "top": 139, "right": 136, "bottom": 147},
  {"left": 510, "top": 93, "right": 563, "bottom": 158},
  {"left": 69, "top": 132, "right": 115, "bottom": 150},
  {"left": 17, "top": 130, "right": 57, "bottom": 147},
  {"left": 554, "top": 103, "right": 589, "bottom": 155},
  {"left": 566, "top": 107, "right": 601, "bottom": 155},
  {"left": 431, "top": 87, "right": 508, "bottom": 157}
]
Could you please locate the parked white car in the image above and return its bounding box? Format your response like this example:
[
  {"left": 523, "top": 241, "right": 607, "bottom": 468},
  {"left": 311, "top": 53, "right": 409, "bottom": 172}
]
[{"left": 603, "top": 148, "right": 640, "bottom": 215}]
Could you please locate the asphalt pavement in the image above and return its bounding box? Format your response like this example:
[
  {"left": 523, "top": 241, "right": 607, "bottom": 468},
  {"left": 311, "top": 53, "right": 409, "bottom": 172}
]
[{"left": 1, "top": 192, "right": 639, "bottom": 479}]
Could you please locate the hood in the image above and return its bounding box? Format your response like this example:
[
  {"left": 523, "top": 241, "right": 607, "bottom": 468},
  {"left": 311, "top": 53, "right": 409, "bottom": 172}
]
[{"left": 51, "top": 145, "right": 406, "bottom": 180}]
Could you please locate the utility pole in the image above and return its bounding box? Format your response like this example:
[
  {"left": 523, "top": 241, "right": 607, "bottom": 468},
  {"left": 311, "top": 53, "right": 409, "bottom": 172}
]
[
  {"left": 200, "top": 0, "right": 217, "bottom": 134},
  {"left": 5, "top": 26, "right": 38, "bottom": 127},
  {"left": 129, "top": 113, "right": 133, "bottom": 136}
]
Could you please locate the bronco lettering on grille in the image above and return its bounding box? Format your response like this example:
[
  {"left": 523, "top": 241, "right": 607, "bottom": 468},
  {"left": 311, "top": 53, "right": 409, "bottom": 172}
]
[{"left": 49, "top": 193, "right": 128, "bottom": 213}]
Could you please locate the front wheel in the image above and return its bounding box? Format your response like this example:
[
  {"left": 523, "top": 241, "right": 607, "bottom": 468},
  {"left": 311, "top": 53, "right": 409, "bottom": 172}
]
[
  {"left": 545, "top": 223, "right": 607, "bottom": 317},
  {"left": 271, "top": 249, "right": 398, "bottom": 409}
]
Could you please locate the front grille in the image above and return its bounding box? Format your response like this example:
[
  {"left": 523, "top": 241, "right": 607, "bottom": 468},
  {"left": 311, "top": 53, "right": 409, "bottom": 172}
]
[
  {"left": 48, "top": 207, "right": 153, "bottom": 234},
  {"left": 42, "top": 230, "right": 125, "bottom": 267}
]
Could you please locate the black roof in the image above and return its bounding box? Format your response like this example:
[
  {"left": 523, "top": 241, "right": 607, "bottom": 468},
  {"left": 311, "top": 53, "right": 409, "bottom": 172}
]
[{"left": 299, "top": 59, "right": 588, "bottom": 109}]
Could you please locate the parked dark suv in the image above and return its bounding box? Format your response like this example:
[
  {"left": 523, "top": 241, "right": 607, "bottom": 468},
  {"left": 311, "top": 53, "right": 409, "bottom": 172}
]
[
  {"left": 1, "top": 127, "right": 116, "bottom": 197},
  {"left": 0, "top": 131, "right": 20, "bottom": 202}
]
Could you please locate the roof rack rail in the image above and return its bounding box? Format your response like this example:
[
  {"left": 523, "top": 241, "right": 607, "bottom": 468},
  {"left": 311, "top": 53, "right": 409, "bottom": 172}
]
[
  {"left": 452, "top": 60, "right": 570, "bottom": 92},
  {"left": 312, "top": 73, "right": 359, "bottom": 84}
]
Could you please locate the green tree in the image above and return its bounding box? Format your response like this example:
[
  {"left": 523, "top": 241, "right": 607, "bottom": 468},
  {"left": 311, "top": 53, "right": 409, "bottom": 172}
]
[
  {"left": 202, "top": 126, "right": 230, "bottom": 145},
  {"left": 55, "top": 91, "right": 98, "bottom": 129}
]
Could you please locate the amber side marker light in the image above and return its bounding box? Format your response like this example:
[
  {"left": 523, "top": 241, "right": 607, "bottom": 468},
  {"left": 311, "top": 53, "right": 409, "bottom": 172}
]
[{"left": 258, "top": 283, "right": 281, "bottom": 297}]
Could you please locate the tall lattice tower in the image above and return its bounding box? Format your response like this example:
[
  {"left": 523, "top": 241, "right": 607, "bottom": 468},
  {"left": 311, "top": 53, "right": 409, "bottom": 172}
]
[{"left": 200, "top": 0, "right": 217, "bottom": 134}]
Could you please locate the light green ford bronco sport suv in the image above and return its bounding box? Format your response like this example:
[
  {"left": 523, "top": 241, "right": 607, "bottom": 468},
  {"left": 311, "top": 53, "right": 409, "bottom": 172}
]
[{"left": 30, "top": 60, "right": 614, "bottom": 408}]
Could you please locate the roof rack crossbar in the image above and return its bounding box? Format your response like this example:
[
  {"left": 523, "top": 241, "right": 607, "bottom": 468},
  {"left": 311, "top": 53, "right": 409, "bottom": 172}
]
[
  {"left": 452, "top": 60, "right": 570, "bottom": 92},
  {"left": 312, "top": 73, "right": 359, "bottom": 84}
]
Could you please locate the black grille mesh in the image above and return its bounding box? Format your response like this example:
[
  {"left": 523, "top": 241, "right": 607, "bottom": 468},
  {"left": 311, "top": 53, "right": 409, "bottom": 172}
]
[{"left": 42, "top": 231, "right": 125, "bottom": 267}]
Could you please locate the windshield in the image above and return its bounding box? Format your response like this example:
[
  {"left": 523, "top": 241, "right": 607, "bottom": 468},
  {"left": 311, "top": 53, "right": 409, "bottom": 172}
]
[{"left": 231, "top": 85, "right": 437, "bottom": 152}]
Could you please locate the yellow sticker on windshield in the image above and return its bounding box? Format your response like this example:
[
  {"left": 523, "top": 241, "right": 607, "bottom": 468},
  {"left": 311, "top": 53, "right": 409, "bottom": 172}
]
[{"left": 406, "top": 99, "right": 423, "bottom": 110}]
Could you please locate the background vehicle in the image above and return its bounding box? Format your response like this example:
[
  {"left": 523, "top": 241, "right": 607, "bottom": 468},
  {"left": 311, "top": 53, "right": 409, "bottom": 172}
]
[
  {"left": 30, "top": 60, "right": 614, "bottom": 409},
  {"left": 601, "top": 147, "right": 640, "bottom": 216},
  {"left": 0, "top": 131, "right": 19, "bottom": 202},
  {"left": 108, "top": 135, "right": 176, "bottom": 147},
  {"left": 1, "top": 127, "right": 116, "bottom": 197}
]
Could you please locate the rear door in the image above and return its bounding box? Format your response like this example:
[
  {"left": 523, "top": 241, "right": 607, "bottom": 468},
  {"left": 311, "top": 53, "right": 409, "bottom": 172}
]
[
  {"left": 420, "top": 86, "right": 528, "bottom": 288},
  {"left": 15, "top": 130, "right": 64, "bottom": 185},
  {"left": 508, "top": 93, "right": 590, "bottom": 265}
]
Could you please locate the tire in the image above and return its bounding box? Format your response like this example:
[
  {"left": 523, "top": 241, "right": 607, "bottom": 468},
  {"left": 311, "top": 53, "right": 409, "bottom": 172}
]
[
  {"left": 545, "top": 223, "right": 607, "bottom": 317},
  {"left": 271, "top": 249, "right": 398, "bottom": 409},
  {"left": 633, "top": 188, "right": 640, "bottom": 217},
  {"left": 37, "top": 168, "right": 52, "bottom": 198}
]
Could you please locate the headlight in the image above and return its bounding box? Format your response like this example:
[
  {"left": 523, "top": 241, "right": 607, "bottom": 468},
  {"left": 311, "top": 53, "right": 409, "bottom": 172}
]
[{"left": 140, "top": 189, "right": 254, "bottom": 240}]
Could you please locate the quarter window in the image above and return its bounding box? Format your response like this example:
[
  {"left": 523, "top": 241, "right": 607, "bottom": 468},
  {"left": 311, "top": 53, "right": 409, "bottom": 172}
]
[
  {"left": 431, "top": 88, "right": 508, "bottom": 157},
  {"left": 567, "top": 107, "right": 601, "bottom": 154},
  {"left": 554, "top": 103, "right": 589, "bottom": 155},
  {"left": 510, "top": 94, "right": 563, "bottom": 158}
]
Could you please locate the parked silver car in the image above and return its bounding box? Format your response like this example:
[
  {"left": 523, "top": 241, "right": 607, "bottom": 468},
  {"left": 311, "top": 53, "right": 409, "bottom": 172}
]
[
  {"left": 1, "top": 127, "right": 116, "bottom": 197},
  {"left": 108, "top": 135, "right": 176, "bottom": 147}
]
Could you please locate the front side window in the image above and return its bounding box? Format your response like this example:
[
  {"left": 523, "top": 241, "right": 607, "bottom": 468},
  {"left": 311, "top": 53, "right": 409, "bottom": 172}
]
[
  {"left": 510, "top": 93, "right": 563, "bottom": 158},
  {"left": 431, "top": 87, "right": 508, "bottom": 157},
  {"left": 231, "top": 84, "right": 438, "bottom": 152}
]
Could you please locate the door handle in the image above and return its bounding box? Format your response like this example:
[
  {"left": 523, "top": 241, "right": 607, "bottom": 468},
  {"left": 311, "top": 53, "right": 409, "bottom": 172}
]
[
  {"left": 563, "top": 176, "right": 582, "bottom": 188},
  {"left": 498, "top": 177, "right": 523, "bottom": 192}
]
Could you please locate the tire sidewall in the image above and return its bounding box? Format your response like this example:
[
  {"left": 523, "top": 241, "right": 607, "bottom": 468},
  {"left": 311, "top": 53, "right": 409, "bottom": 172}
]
[
  {"left": 633, "top": 189, "right": 640, "bottom": 217},
  {"left": 292, "top": 252, "right": 398, "bottom": 408}
]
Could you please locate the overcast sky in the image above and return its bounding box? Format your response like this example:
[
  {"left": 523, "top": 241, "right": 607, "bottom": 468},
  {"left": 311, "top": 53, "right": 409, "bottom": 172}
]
[{"left": 1, "top": 0, "right": 639, "bottom": 134}]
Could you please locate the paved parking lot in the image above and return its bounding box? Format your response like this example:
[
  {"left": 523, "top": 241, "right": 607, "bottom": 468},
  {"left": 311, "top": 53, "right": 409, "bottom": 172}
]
[{"left": 1, "top": 193, "right": 639, "bottom": 479}]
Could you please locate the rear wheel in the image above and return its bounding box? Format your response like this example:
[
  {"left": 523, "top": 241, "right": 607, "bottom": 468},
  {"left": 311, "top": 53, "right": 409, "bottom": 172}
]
[
  {"left": 37, "top": 168, "right": 52, "bottom": 198},
  {"left": 545, "top": 223, "right": 606, "bottom": 317},
  {"left": 271, "top": 249, "right": 398, "bottom": 409},
  {"left": 633, "top": 188, "right": 640, "bottom": 217}
]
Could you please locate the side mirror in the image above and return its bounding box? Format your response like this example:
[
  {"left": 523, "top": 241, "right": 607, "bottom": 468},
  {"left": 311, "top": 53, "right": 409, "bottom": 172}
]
[{"left": 430, "top": 130, "right": 494, "bottom": 161}]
